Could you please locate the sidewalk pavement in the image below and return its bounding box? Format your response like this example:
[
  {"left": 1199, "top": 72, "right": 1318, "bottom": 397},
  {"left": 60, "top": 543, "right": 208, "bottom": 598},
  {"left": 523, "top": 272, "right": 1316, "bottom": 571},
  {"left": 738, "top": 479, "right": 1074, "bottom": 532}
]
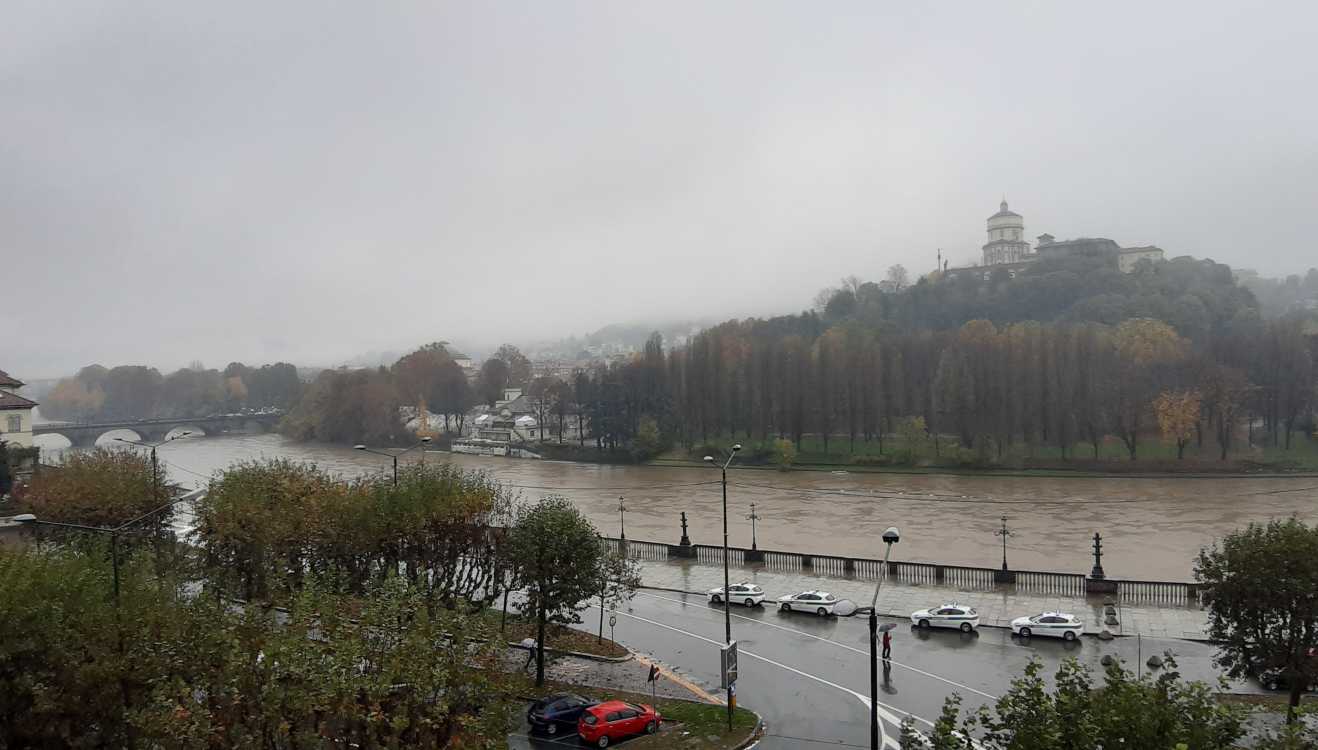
[
  {"left": 636, "top": 559, "right": 1211, "bottom": 641},
  {"left": 501, "top": 644, "right": 720, "bottom": 704}
]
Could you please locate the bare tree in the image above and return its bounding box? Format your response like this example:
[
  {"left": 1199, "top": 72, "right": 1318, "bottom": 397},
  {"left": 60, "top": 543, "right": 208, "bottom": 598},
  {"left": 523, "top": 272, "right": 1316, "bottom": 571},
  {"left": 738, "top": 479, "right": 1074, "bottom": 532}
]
[{"left": 885, "top": 264, "right": 909, "bottom": 291}]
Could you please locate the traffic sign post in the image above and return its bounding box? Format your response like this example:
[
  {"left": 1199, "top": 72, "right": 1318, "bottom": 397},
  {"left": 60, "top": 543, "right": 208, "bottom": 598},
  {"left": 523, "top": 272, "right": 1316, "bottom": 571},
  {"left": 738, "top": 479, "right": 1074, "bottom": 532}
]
[
  {"left": 608, "top": 614, "right": 616, "bottom": 645},
  {"left": 720, "top": 640, "right": 739, "bottom": 688},
  {"left": 720, "top": 641, "right": 739, "bottom": 731},
  {"left": 646, "top": 663, "right": 660, "bottom": 703}
]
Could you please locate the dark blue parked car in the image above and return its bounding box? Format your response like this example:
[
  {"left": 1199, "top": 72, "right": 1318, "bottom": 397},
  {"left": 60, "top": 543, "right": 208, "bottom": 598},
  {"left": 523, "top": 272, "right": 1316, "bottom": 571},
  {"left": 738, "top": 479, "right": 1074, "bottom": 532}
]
[{"left": 528, "top": 693, "right": 597, "bottom": 736}]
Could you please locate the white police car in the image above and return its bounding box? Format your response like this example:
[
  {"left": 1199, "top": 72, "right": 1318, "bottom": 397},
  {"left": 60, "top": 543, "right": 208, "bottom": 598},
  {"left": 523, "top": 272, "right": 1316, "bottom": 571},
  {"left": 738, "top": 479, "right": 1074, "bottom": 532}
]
[
  {"left": 910, "top": 603, "right": 980, "bottom": 632},
  {"left": 1011, "top": 612, "right": 1084, "bottom": 641},
  {"left": 777, "top": 590, "right": 840, "bottom": 616},
  {"left": 707, "top": 582, "right": 765, "bottom": 607}
]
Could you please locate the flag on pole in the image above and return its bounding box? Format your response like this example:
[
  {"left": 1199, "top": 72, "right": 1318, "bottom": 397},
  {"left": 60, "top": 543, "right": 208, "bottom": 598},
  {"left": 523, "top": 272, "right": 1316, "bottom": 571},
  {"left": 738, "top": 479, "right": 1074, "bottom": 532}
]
[{"left": 647, "top": 664, "right": 660, "bottom": 683}]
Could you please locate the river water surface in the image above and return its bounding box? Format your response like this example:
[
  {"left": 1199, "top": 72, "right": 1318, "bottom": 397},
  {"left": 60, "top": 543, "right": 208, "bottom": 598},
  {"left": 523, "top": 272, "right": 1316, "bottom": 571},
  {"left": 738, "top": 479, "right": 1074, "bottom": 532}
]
[{"left": 36, "top": 431, "right": 1318, "bottom": 581}]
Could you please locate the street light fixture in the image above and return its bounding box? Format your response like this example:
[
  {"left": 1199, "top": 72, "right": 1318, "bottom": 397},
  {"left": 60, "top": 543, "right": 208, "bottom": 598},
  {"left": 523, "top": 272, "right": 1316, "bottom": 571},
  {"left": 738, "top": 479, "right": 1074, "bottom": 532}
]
[
  {"left": 995, "top": 515, "right": 1013, "bottom": 572},
  {"left": 115, "top": 431, "right": 191, "bottom": 503},
  {"left": 746, "top": 503, "right": 760, "bottom": 552},
  {"left": 617, "top": 496, "right": 627, "bottom": 540},
  {"left": 354, "top": 436, "right": 432, "bottom": 486},
  {"left": 14, "top": 495, "right": 194, "bottom": 604},
  {"left": 703, "top": 443, "right": 741, "bottom": 730},
  {"left": 869, "top": 525, "right": 901, "bottom": 750}
]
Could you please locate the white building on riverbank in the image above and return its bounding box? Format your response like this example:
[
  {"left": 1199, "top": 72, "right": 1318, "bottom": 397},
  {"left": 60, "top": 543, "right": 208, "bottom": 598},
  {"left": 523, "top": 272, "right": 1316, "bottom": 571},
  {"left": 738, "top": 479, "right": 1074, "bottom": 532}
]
[{"left": 0, "top": 370, "right": 37, "bottom": 448}]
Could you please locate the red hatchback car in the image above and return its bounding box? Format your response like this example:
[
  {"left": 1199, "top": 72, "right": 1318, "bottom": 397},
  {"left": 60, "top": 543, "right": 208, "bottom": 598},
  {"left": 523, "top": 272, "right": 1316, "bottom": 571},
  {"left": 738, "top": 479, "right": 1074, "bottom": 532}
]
[{"left": 577, "top": 700, "right": 660, "bottom": 747}]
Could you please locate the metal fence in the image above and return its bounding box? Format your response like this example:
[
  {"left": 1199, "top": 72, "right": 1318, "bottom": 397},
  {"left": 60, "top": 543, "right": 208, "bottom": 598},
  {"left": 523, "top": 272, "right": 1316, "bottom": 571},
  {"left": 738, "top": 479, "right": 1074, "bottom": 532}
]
[{"left": 599, "top": 535, "right": 1195, "bottom": 601}]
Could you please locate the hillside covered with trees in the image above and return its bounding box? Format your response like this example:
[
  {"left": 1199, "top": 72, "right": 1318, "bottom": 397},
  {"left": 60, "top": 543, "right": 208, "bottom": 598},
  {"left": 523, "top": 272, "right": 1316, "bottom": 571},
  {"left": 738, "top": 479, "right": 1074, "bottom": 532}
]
[
  {"left": 40, "top": 362, "right": 303, "bottom": 422},
  {"left": 535, "top": 255, "right": 1318, "bottom": 470},
  {"left": 821, "top": 254, "right": 1257, "bottom": 340}
]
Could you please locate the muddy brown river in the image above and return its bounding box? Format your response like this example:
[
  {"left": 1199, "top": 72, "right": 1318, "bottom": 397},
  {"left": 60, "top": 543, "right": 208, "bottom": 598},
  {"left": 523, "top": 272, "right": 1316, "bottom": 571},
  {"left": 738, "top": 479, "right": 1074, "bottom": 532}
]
[{"left": 36, "top": 432, "right": 1318, "bottom": 581}]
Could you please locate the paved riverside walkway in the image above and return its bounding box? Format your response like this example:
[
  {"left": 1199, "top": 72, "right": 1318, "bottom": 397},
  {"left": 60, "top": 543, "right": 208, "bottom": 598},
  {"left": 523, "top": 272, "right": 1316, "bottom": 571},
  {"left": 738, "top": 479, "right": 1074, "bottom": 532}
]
[
  {"left": 635, "top": 559, "right": 1211, "bottom": 640},
  {"left": 498, "top": 646, "right": 717, "bottom": 703}
]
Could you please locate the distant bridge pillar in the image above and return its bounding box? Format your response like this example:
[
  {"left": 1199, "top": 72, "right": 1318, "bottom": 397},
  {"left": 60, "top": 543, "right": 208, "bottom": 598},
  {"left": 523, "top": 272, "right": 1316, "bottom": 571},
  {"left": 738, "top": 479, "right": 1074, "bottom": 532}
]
[
  {"left": 135, "top": 426, "right": 170, "bottom": 443},
  {"left": 64, "top": 430, "right": 98, "bottom": 448}
]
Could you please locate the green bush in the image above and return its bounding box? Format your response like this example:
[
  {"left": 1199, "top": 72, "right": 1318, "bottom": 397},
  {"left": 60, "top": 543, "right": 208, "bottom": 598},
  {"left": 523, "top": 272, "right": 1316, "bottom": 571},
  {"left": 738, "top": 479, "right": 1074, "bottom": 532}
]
[
  {"left": 0, "top": 545, "right": 514, "bottom": 748},
  {"left": 773, "top": 439, "right": 797, "bottom": 470}
]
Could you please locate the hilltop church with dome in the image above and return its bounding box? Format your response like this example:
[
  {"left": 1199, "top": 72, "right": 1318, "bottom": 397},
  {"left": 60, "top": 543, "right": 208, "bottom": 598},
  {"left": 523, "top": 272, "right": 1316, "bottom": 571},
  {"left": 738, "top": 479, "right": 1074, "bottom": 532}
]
[
  {"left": 982, "top": 200, "right": 1031, "bottom": 266},
  {"left": 944, "top": 200, "right": 1165, "bottom": 280}
]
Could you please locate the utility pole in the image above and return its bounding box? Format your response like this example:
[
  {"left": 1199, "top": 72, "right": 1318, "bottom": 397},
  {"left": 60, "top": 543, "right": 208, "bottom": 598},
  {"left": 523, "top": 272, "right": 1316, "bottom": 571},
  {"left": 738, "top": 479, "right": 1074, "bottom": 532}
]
[
  {"left": 705, "top": 445, "right": 742, "bottom": 731},
  {"left": 115, "top": 432, "right": 190, "bottom": 506},
  {"left": 354, "top": 437, "right": 430, "bottom": 487}
]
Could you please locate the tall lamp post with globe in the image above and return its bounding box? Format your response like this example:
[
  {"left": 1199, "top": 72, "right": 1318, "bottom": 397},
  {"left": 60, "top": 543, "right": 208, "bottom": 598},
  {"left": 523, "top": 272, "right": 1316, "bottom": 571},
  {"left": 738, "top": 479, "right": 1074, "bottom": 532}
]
[{"left": 869, "top": 526, "right": 901, "bottom": 750}]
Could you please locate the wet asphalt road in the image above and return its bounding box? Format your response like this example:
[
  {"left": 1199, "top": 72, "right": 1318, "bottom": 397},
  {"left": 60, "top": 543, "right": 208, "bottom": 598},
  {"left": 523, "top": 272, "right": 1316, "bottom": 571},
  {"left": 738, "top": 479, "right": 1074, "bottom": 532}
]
[{"left": 603, "top": 589, "right": 1243, "bottom": 749}]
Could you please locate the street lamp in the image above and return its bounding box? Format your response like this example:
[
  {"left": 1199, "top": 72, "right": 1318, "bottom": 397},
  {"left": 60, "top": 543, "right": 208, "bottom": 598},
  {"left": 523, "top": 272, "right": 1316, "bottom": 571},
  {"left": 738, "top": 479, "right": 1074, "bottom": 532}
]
[
  {"left": 354, "top": 436, "right": 431, "bottom": 486},
  {"left": 869, "top": 526, "right": 901, "bottom": 750},
  {"left": 703, "top": 443, "right": 741, "bottom": 730},
  {"left": 617, "top": 496, "right": 627, "bottom": 540},
  {"left": 995, "top": 516, "right": 1013, "bottom": 572},
  {"left": 115, "top": 431, "right": 191, "bottom": 503},
  {"left": 13, "top": 495, "right": 192, "bottom": 604},
  {"left": 746, "top": 503, "right": 760, "bottom": 551}
]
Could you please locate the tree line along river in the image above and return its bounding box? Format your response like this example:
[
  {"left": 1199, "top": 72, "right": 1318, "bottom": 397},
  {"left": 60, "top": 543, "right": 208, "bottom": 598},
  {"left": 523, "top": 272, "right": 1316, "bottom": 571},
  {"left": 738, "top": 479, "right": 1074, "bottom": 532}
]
[{"left": 34, "top": 430, "right": 1318, "bottom": 582}]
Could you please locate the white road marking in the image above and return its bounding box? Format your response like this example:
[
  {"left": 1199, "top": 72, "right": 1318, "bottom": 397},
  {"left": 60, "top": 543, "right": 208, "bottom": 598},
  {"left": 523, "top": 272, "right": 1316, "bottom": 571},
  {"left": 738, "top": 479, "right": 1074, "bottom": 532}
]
[
  {"left": 636, "top": 590, "right": 1000, "bottom": 701},
  {"left": 613, "top": 608, "right": 908, "bottom": 749}
]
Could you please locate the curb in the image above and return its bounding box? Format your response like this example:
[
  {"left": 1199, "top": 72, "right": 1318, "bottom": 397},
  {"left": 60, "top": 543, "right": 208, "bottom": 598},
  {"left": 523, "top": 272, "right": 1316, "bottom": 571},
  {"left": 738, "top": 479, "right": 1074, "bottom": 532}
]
[
  {"left": 734, "top": 710, "right": 766, "bottom": 750},
  {"left": 509, "top": 641, "right": 633, "bottom": 663},
  {"left": 640, "top": 584, "right": 704, "bottom": 596}
]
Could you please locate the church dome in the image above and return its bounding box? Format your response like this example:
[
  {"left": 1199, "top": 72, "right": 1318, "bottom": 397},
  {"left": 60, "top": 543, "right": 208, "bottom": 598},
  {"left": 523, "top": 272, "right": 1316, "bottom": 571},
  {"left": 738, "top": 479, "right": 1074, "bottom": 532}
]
[{"left": 989, "top": 199, "right": 1022, "bottom": 220}]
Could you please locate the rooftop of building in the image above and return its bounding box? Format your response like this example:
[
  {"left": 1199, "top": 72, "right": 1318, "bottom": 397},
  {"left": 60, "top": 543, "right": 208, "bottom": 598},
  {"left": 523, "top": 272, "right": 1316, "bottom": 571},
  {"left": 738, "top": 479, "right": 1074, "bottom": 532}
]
[
  {"left": 0, "top": 370, "right": 24, "bottom": 388},
  {"left": 0, "top": 391, "right": 38, "bottom": 411}
]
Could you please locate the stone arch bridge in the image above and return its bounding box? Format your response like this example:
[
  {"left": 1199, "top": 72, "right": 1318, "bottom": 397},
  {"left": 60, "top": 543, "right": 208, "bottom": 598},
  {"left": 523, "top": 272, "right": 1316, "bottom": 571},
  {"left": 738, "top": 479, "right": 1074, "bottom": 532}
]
[{"left": 33, "top": 412, "right": 283, "bottom": 448}]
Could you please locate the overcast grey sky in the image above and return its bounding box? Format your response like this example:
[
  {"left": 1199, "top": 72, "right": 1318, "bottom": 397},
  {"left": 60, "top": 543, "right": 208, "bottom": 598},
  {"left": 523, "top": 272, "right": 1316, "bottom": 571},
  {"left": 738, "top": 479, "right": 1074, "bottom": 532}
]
[{"left": 5, "top": 1, "right": 1316, "bottom": 377}]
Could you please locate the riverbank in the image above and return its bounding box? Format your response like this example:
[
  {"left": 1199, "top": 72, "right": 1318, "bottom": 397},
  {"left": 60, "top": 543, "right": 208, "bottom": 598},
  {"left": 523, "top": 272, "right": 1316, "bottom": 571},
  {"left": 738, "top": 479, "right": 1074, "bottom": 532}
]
[
  {"left": 650, "top": 432, "right": 1318, "bottom": 477},
  {"left": 37, "top": 431, "right": 1318, "bottom": 579},
  {"left": 430, "top": 437, "right": 1318, "bottom": 479},
  {"left": 646, "top": 455, "right": 1318, "bottom": 480}
]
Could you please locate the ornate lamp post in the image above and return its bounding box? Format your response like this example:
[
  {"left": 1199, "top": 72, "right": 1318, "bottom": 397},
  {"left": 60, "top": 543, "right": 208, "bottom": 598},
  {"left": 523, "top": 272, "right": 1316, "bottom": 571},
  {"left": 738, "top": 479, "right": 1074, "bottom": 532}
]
[
  {"left": 746, "top": 503, "right": 760, "bottom": 551},
  {"left": 617, "top": 496, "right": 627, "bottom": 540},
  {"left": 993, "top": 515, "right": 1015, "bottom": 583}
]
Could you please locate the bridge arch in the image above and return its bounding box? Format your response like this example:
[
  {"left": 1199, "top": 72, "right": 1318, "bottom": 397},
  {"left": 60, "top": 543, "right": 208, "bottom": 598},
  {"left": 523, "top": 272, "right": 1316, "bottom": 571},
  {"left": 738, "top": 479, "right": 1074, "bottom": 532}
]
[
  {"left": 94, "top": 428, "right": 147, "bottom": 447},
  {"left": 32, "top": 411, "right": 283, "bottom": 448},
  {"left": 32, "top": 432, "right": 73, "bottom": 450}
]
